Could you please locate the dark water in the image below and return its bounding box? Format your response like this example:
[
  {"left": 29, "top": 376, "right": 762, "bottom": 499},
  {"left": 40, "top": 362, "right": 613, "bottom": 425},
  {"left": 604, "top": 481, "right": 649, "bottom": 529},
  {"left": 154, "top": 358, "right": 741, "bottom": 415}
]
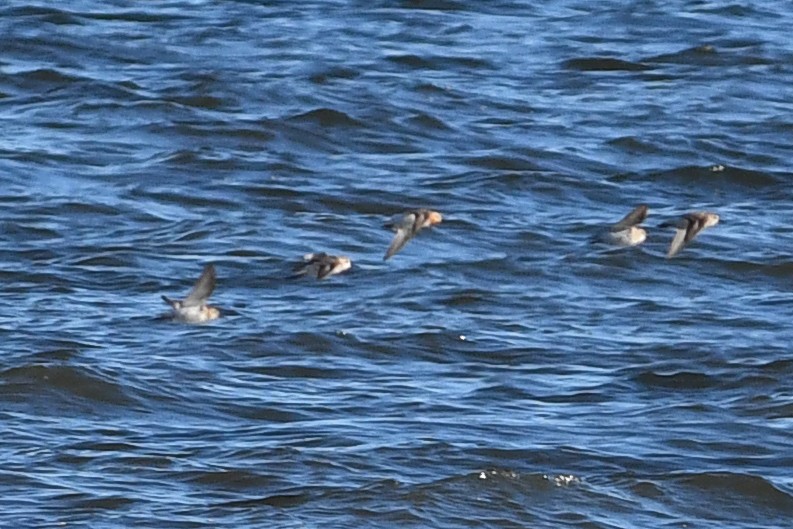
[{"left": 2, "top": 1, "right": 792, "bottom": 527}]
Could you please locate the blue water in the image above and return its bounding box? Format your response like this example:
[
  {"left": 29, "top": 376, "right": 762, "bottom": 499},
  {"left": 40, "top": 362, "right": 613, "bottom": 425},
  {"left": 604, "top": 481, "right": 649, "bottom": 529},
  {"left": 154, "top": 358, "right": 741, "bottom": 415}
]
[{"left": 1, "top": 1, "right": 792, "bottom": 528}]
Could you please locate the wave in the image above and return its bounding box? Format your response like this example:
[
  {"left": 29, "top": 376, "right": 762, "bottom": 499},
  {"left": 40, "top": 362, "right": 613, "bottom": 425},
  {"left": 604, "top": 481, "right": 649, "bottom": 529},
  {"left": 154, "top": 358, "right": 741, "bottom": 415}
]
[{"left": 0, "top": 364, "right": 136, "bottom": 406}]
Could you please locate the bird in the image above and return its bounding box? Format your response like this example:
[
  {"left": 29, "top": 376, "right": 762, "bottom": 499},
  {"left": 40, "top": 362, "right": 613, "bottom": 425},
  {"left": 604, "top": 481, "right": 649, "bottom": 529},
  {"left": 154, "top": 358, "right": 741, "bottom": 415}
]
[
  {"left": 660, "top": 211, "right": 720, "bottom": 258},
  {"left": 293, "top": 252, "right": 352, "bottom": 280},
  {"left": 597, "top": 204, "right": 649, "bottom": 246},
  {"left": 161, "top": 264, "right": 221, "bottom": 323},
  {"left": 383, "top": 209, "right": 443, "bottom": 260}
]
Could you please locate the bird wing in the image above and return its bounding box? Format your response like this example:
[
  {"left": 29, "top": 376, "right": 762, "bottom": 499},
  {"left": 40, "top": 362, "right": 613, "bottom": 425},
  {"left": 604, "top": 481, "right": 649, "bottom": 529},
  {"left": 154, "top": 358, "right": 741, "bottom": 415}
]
[
  {"left": 666, "top": 226, "right": 688, "bottom": 258},
  {"left": 682, "top": 214, "right": 705, "bottom": 243},
  {"left": 316, "top": 262, "right": 335, "bottom": 280},
  {"left": 384, "top": 227, "right": 413, "bottom": 260},
  {"left": 183, "top": 264, "right": 216, "bottom": 306},
  {"left": 611, "top": 204, "right": 648, "bottom": 231},
  {"left": 293, "top": 253, "right": 322, "bottom": 274}
]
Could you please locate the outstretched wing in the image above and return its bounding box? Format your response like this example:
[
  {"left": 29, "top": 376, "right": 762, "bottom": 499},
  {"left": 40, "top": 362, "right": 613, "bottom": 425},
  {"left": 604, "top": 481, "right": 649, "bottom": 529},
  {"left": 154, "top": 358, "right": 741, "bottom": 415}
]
[
  {"left": 682, "top": 214, "right": 706, "bottom": 243},
  {"left": 383, "top": 212, "right": 420, "bottom": 260},
  {"left": 611, "top": 204, "right": 648, "bottom": 231},
  {"left": 183, "top": 264, "right": 216, "bottom": 306},
  {"left": 666, "top": 225, "right": 689, "bottom": 258},
  {"left": 384, "top": 227, "right": 414, "bottom": 260}
]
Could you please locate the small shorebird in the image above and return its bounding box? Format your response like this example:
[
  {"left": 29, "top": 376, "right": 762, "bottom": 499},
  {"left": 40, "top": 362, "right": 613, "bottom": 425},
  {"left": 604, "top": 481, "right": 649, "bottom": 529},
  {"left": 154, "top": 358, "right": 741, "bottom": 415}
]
[
  {"left": 161, "top": 264, "right": 221, "bottom": 323},
  {"left": 293, "top": 252, "right": 352, "bottom": 280},
  {"left": 383, "top": 208, "right": 443, "bottom": 260},
  {"left": 598, "top": 204, "right": 649, "bottom": 246},
  {"left": 661, "top": 211, "right": 720, "bottom": 258}
]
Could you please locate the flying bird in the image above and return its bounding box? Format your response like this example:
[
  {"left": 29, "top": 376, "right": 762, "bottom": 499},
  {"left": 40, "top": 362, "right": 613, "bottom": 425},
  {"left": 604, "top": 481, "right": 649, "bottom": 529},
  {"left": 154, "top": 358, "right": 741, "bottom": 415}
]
[
  {"left": 161, "top": 264, "right": 221, "bottom": 323},
  {"left": 661, "top": 211, "right": 720, "bottom": 258},
  {"left": 293, "top": 252, "right": 352, "bottom": 280},
  {"left": 597, "top": 204, "right": 649, "bottom": 246},
  {"left": 383, "top": 208, "right": 443, "bottom": 260}
]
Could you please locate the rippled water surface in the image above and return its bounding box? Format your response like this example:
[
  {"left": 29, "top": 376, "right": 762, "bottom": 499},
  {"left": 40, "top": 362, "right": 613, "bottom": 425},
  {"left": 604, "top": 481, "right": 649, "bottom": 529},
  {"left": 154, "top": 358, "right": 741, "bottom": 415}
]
[{"left": 2, "top": 1, "right": 793, "bottom": 528}]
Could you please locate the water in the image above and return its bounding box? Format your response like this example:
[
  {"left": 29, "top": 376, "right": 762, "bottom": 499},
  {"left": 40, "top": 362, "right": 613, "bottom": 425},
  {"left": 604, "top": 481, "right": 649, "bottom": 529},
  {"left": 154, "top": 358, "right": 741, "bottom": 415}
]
[{"left": 1, "top": 1, "right": 792, "bottom": 527}]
